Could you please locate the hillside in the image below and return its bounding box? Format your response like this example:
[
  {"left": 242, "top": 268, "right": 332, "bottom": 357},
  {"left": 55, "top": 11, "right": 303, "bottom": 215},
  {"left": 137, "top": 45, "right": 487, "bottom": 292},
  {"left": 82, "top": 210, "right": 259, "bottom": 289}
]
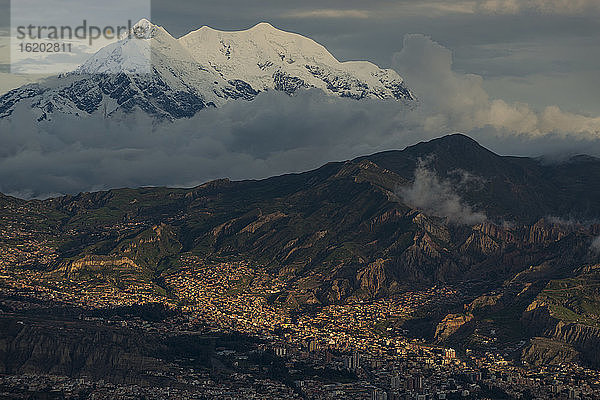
[{"left": 2, "top": 134, "right": 600, "bottom": 367}]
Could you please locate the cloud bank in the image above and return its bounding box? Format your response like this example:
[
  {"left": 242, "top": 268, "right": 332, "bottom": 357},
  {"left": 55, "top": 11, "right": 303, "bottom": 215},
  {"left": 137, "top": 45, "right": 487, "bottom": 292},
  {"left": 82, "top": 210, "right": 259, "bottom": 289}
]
[
  {"left": 474, "top": 0, "right": 600, "bottom": 15},
  {"left": 393, "top": 34, "right": 600, "bottom": 137},
  {"left": 283, "top": 1, "right": 600, "bottom": 19},
  {"left": 1, "top": 34, "right": 600, "bottom": 198}
]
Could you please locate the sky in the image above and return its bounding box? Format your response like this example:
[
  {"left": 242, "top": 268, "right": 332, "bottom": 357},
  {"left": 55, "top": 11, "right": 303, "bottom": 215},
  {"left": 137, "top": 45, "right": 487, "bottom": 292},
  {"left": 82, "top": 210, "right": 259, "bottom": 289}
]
[
  {"left": 1, "top": 0, "right": 599, "bottom": 114},
  {"left": 0, "top": 0, "right": 599, "bottom": 198},
  {"left": 146, "top": 0, "right": 600, "bottom": 116}
]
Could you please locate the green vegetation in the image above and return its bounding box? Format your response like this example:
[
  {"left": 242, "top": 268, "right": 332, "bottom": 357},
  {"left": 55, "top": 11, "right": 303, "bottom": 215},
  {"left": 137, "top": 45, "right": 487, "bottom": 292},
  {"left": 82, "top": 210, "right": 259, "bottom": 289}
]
[{"left": 539, "top": 275, "right": 600, "bottom": 326}]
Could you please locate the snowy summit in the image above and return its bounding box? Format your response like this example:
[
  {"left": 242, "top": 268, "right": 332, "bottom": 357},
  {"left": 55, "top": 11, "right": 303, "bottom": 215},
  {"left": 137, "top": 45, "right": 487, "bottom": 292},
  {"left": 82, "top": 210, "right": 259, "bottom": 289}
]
[{"left": 0, "top": 20, "right": 414, "bottom": 121}]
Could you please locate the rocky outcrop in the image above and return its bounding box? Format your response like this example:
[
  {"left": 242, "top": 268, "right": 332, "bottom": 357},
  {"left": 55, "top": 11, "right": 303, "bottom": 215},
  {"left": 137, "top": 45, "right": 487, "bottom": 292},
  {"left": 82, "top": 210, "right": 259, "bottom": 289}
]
[
  {"left": 465, "top": 293, "right": 502, "bottom": 314},
  {"left": 54, "top": 255, "right": 141, "bottom": 279},
  {"left": 435, "top": 313, "right": 474, "bottom": 342},
  {"left": 527, "top": 219, "right": 571, "bottom": 245},
  {"left": 0, "top": 317, "right": 213, "bottom": 385},
  {"left": 412, "top": 213, "right": 450, "bottom": 243},
  {"left": 549, "top": 322, "right": 600, "bottom": 366},
  {"left": 522, "top": 299, "right": 600, "bottom": 367},
  {"left": 521, "top": 337, "right": 580, "bottom": 366},
  {"left": 356, "top": 258, "right": 388, "bottom": 298},
  {"left": 460, "top": 231, "right": 500, "bottom": 256},
  {"left": 240, "top": 211, "right": 287, "bottom": 234},
  {"left": 474, "top": 222, "right": 516, "bottom": 244}
]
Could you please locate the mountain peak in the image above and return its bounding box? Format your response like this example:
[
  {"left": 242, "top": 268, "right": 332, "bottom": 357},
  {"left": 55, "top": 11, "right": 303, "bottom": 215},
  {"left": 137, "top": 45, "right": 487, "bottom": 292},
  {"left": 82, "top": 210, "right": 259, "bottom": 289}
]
[
  {"left": 249, "top": 22, "right": 279, "bottom": 31},
  {"left": 178, "top": 22, "right": 413, "bottom": 102},
  {"left": 405, "top": 134, "right": 493, "bottom": 157},
  {"left": 417, "top": 133, "right": 482, "bottom": 147},
  {"left": 435, "top": 133, "right": 480, "bottom": 145},
  {"left": 133, "top": 18, "right": 153, "bottom": 28},
  {"left": 191, "top": 21, "right": 281, "bottom": 35},
  {"left": 1, "top": 21, "right": 414, "bottom": 121},
  {"left": 130, "top": 18, "right": 164, "bottom": 39}
]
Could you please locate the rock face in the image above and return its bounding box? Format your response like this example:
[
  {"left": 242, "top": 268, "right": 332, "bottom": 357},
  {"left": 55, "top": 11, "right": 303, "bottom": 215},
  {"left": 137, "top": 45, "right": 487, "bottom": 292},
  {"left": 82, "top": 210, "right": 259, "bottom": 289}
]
[
  {"left": 54, "top": 255, "right": 141, "bottom": 279},
  {"left": 521, "top": 322, "right": 600, "bottom": 368},
  {"left": 0, "top": 20, "right": 414, "bottom": 121},
  {"left": 435, "top": 313, "right": 474, "bottom": 341},
  {"left": 550, "top": 322, "right": 600, "bottom": 366},
  {"left": 521, "top": 337, "right": 580, "bottom": 366},
  {"left": 520, "top": 275, "right": 600, "bottom": 367},
  {"left": 356, "top": 258, "right": 389, "bottom": 298}
]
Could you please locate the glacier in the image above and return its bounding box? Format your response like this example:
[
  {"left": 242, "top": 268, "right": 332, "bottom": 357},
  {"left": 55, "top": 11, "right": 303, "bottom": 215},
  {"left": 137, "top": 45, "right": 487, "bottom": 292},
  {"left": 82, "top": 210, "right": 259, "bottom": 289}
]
[{"left": 0, "top": 20, "right": 414, "bottom": 121}]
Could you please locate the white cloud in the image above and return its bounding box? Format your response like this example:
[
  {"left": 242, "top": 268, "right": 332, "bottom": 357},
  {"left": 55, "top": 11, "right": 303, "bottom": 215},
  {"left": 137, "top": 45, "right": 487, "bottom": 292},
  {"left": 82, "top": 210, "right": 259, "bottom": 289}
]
[
  {"left": 475, "top": 0, "right": 600, "bottom": 15},
  {"left": 283, "top": 9, "right": 371, "bottom": 19},
  {"left": 282, "top": 1, "right": 600, "bottom": 20},
  {"left": 398, "top": 160, "right": 487, "bottom": 225},
  {"left": 0, "top": 73, "right": 51, "bottom": 95},
  {"left": 2, "top": 34, "right": 600, "bottom": 198},
  {"left": 393, "top": 34, "right": 600, "bottom": 137}
]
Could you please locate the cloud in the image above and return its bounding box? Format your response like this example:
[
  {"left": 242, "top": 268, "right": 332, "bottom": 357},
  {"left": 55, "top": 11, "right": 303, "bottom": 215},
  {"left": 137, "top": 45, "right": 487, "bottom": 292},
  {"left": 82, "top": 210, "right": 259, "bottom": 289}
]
[
  {"left": 401, "top": 0, "right": 600, "bottom": 16},
  {"left": 284, "top": 9, "right": 371, "bottom": 19},
  {"left": 546, "top": 216, "right": 590, "bottom": 227},
  {"left": 2, "top": 34, "right": 600, "bottom": 198},
  {"left": 0, "top": 90, "right": 415, "bottom": 198},
  {"left": 392, "top": 34, "right": 600, "bottom": 137},
  {"left": 284, "top": 3, "right": 475, "bottom": 19},
  {"left": 475, "top": 0, "right": 600, "bottom": 15},
  {"left": 281, "top": 1, "right": 600, "bottom": 20},
  {"left": 0, "top": 72, "right": 52, "bottom": 95},
  {"left": 398, "top": 160, "right": 487, "bottom": 225},
  {"left": 449, "top": 169, "right": 487, "bottom": 191}
]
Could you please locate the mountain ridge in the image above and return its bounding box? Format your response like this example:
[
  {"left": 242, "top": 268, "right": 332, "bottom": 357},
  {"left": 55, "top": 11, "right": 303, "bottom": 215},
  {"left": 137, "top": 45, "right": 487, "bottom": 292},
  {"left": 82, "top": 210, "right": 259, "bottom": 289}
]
[
  {"left": 2, "top": 133, "right": 600, "bottom": 367},
  {"left": 3, "top": 133, "right": 600, "bottom": 222},
  {"left": 0, "top": 20, "right": 414, "bottom": 121}
]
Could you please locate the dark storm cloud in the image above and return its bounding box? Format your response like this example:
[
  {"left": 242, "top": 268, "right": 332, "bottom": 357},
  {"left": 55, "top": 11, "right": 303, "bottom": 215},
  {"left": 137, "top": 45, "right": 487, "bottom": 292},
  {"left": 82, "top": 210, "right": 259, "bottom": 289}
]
[{"left": 0, "top": 0, "right": 7, "bottom": 28}]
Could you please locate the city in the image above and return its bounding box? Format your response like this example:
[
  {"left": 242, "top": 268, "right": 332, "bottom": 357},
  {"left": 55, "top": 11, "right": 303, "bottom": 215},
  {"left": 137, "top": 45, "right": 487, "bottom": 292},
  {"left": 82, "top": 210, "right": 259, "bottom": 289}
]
[{"left": 2, "top": 251, "right": 599, "bottom": 399}]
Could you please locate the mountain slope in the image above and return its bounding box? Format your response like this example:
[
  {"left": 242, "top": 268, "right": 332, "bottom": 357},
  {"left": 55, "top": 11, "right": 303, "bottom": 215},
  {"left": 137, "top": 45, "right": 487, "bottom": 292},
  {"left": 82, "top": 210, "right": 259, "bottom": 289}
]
[
  {"left": 361, "top": 134, "right": 600, "bottom": 222},
  {"left": 180, "top": 22, "right": 413, "bottom": 100},
  {"left": 0, "top": 20, "right": 414, "bottom": 121},
  {"left": 1, "top": 134, "right": 599, "bottom": 289},
  {"left": 2, "top": 134, "right": 600, "bottom": 366}
]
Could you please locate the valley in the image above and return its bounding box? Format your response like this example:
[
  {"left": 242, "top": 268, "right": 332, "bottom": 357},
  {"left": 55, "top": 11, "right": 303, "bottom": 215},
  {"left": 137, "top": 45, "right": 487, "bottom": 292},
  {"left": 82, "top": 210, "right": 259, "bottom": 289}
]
[{"left": 1, "top": 135, "right": 600, "bottom": 398}]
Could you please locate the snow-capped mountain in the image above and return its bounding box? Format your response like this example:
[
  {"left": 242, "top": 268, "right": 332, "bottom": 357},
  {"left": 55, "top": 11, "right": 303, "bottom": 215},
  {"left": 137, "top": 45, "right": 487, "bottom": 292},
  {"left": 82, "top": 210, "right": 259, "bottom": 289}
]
[{"left": 0, "top": 20, "right": 414, "bottom": 121}]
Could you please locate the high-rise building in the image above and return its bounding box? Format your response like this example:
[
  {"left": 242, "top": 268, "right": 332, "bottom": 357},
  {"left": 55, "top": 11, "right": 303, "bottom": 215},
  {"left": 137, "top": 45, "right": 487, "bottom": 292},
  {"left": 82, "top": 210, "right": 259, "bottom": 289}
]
[
  {"left": 344, "top": 350, "right": 361, "bottom": 371},
  {"left": 371, "top": 389, "right": 388, "bottom": 400}
]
